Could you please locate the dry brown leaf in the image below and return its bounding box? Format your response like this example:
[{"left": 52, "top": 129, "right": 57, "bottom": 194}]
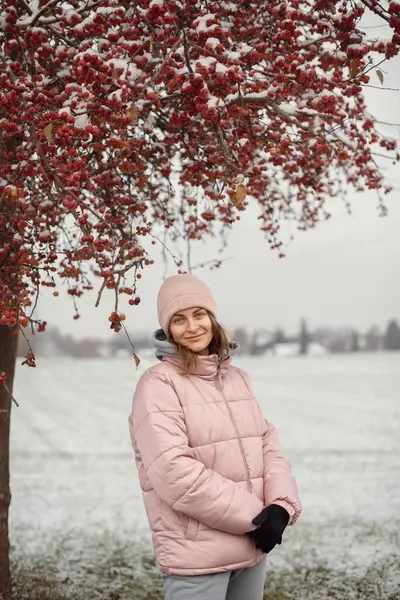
[
  {"left": 307, "top": 118, "right": 316, "bottom": 133},
  {"left": 126, "top": 104, "right": 139, "bottom": 124},
  {"left": 112, "top": 67, "right": 122, "bottom": 86},
  {"left": 376, "top": 69, "right": 384, "bottom": 85},
  {"left": 133, "top": 353, "right": 141, "bottom": 368},
  {"left": 229, "top": 191, "right": 237, "bottom": 204},
  {"left": 43, "top": 123, "right": 54, "bottom": 144},
  {"left": 349, "top": 59, "right": 362, "bottom": 78},
  {"left": 235, "top": 184, "right": 247, "bottom": 204}
]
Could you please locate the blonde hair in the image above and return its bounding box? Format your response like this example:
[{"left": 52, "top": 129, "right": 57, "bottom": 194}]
[{"left": 170, "top": 312, "right": 230, "bottom": 374}]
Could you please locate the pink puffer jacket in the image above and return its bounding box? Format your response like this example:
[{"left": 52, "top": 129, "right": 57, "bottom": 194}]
[{"left": 128, "top": 335, "right": 302, "bottom": 576}]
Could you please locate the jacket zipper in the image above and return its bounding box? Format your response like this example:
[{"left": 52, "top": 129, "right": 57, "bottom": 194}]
[{"left": 215, "top": 370, "right": 252, "bottom": 494}]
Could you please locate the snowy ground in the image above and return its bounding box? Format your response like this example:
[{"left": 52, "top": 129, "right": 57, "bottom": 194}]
[{"left": 9, "top": 352, "right": 400, "bottom": 592}]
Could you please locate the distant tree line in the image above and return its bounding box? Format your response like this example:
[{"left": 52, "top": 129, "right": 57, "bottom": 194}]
[
  {"left": 231, "top": 318, "right": 400, "bottom": 356},
  {"left": 17, "top": 319, "right": 400, "bottom": 359}
]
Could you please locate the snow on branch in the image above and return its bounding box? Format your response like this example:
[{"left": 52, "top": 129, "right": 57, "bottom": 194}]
[{"left": 0, "top": 0, "right": 398, "bottom": 337}]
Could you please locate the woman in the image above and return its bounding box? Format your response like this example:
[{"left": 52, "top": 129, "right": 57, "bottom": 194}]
[{"left": 128, "top": 274, "right": 301, "bottom": 600}]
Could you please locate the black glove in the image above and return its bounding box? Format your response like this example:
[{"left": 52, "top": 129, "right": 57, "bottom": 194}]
[{"left": 246, "top": 504, "right": 290, "bottom": 554}]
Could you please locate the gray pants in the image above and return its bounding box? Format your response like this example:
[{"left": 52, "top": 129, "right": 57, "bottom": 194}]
[{"left": 162, "top": 558, "right": 267, "bottom": 600}]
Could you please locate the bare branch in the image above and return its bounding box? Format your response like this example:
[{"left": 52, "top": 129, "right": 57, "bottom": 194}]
[
  {"left": 95, "top": 280, "right": 107, "bottom": 308},
  {"left": 18, "top": 0, "right": 33, "bottom": 16},
  {"left": 28, "top": 0, "right": 64, "bottom": 27},
  {"left": 361, "top": 0, "right": 391, "bottom": 24}
]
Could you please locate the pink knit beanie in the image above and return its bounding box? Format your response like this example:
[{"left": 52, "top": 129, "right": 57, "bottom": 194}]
[{"left": 157, "top": 274, "right": 218, "bottom": 333}]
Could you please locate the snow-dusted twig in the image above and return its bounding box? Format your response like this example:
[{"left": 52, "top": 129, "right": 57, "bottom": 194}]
[{"left": 361, "top": 0, "right": 391, "bottom": 24}]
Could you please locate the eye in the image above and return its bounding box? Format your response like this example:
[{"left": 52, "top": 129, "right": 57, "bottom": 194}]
[
  {"left": 173, "top": 316, "right": 185, "bottom": 324},
  {"left": 196, "top": 311, "right": 207, "bottom": 318}
]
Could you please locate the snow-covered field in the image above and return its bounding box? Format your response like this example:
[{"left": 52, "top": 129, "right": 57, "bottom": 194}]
[{"left": 9, "top": 352, "right": 400, "bottom": 586}]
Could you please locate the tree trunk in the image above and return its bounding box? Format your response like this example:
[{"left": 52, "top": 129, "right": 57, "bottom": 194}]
[{"left": 0, "top": 326, "right": 18, "bottom": 600}]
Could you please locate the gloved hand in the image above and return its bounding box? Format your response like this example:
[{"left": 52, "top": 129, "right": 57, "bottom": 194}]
[{"left": 246, "top": 504, "right": 290, "bottom": 554}]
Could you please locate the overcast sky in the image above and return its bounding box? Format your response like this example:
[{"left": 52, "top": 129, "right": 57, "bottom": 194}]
[{"left": 37, "top": 20, "right": 400, "bottom": 340}]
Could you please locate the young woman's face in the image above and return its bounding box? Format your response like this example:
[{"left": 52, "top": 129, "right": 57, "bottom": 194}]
[{"left": 169, "top": 307, "right": 213, "bottom": 355}]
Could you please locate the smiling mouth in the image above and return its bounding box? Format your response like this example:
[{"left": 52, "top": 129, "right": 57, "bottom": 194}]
[{"left": 186, "top": 334, "right": 203, "bottom": 341}]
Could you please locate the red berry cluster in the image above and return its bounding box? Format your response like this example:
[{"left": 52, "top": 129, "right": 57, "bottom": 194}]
[{"left": 0, "top": 0, "right": 398, "bottom": 349}]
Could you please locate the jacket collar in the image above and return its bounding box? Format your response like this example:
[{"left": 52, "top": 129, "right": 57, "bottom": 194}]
[{"left": 151, "top": 329, "right": 239, "bottom": 380}]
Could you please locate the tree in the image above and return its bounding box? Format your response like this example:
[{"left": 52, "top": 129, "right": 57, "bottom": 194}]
[
  {"left": 299, "top": 319, "right": 309, "bottom": 355},
  {"left": 0, "top": 326, "right": 17, "bottom": 600},
  {"left": 350, "top": 329, "right": 360, "bottom": 352},
  {"left": 274, "top": 327, "right": 287, "bottom": 345},
  {"left": 365, "top": 325, "right": 381, "bottom": 352},
  {"left": 383, "top": 319, "right": 400, "bottom": 350},
  {"left": 1, "top": 1, "right": 400, "bottom": 597}
]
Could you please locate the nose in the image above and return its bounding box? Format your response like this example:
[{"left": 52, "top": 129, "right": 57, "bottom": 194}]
[{"left": 186, "top": 318, "right": 199, "bottom": 333}]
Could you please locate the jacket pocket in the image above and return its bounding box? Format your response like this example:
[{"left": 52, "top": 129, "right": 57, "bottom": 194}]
[
  {"left": 185, "top": 517, "right": 199, "bottom": 541},
  {"left": 161, "top": 502, "right": 187, "bottom": 532}
]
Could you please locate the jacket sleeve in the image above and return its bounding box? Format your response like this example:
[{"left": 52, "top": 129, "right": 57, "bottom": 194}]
[
  {"left": 262, "top": 419, "right": 302, "bottom": 525},
  {"left": 128, "top": 370, "right": 264, "bottom": 535}
]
